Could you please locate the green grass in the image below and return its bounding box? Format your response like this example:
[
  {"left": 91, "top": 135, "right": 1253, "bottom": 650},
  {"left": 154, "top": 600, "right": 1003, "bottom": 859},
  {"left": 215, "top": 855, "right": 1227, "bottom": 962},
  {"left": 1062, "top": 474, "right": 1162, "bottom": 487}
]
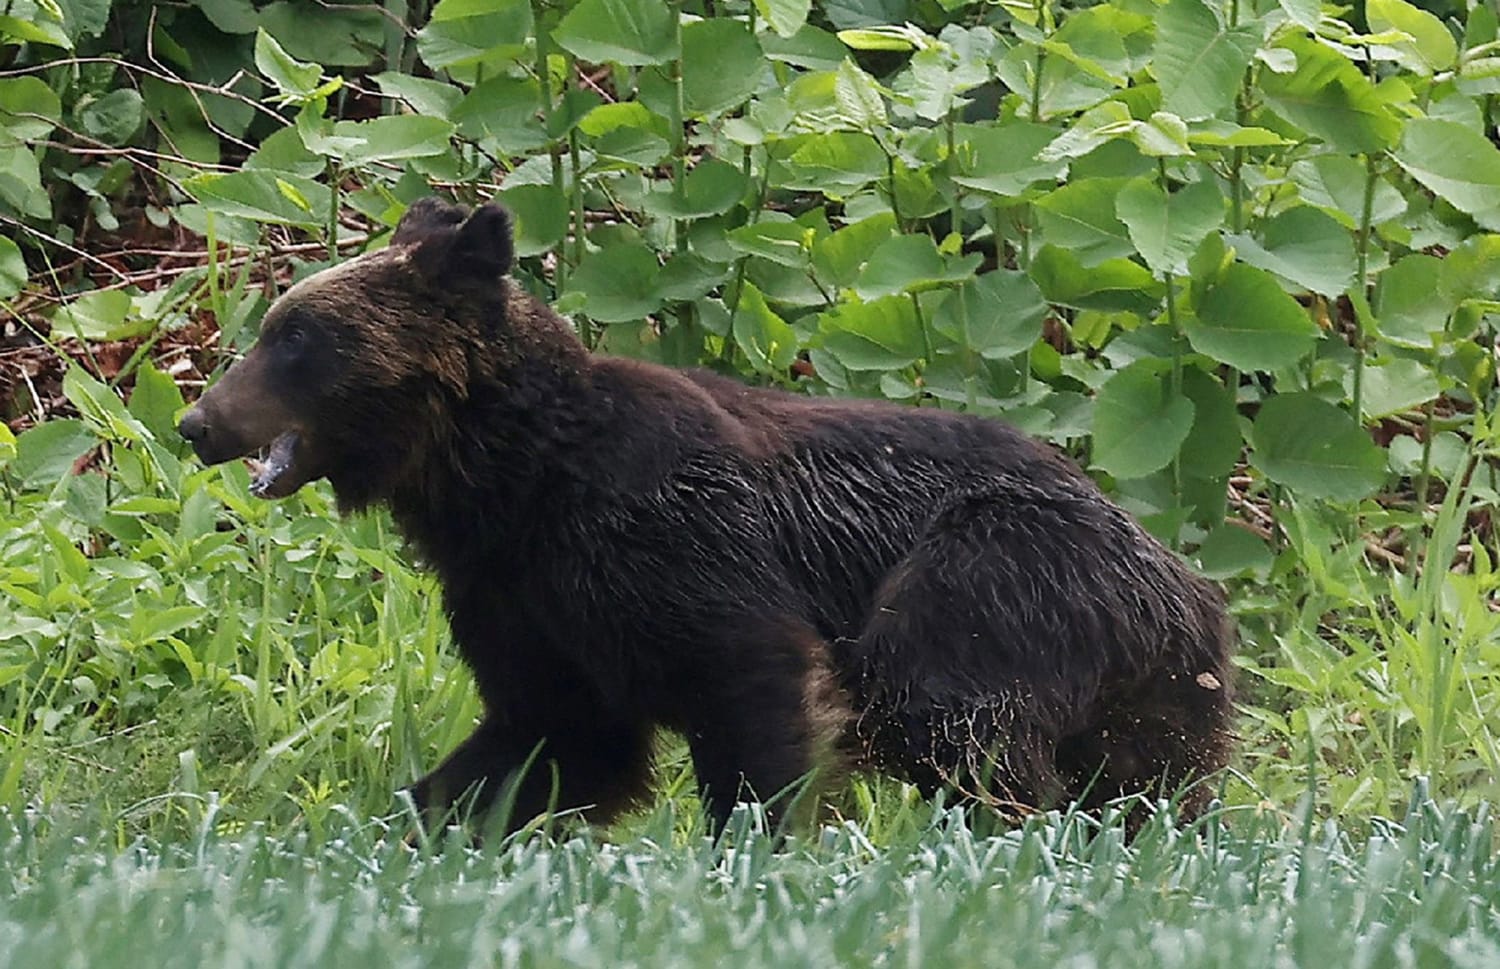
[{"left": 6, "top": 794, "right": 1500, "bottom": 967}]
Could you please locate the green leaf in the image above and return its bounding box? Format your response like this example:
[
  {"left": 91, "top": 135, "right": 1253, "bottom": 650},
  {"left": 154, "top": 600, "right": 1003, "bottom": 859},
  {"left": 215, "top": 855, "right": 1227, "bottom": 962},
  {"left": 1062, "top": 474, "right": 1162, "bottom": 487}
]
[
  {"left": 0, "top": 235, "right": 24, "bottom": 299},
  {"left": 195, "top": 0, "right": 259, "bottom": 34},
  {"left": 778, "top": 132, "right": 888, "bottom": 193},
  {"left": 1115, "top": 177, "right": 1224, "bottom": 278},
  {"left": 819, "top": 296, "right": 924, "bottom": 370},
  {"left": 552, "top": 0, "right": 678, "bottom": 66},
  {"left": 565, "top": 243, "right": 662, "bottom": 322},
  {"left": 1359, "top": 358, "right": 1440, "bottom": 419},
  {"left": 77, "top": 89, "right": 144, "bottom": 146},
  {"left": 452, "top": 77, "right": 546, "bottom": 152},
  {"left": 734, "top": 282, "right": 799, "bottom": 374},
  {"left": 1194, "top": 524, "right": 1272, "bottom": 579},
  {"left": 1227, "top": 206, "right": 1357, "bottom": 298},
  {"left": 1186, "top": 262, "right": 1319, "bottom": 370},
  {"left": 0, "top": 77, "right": 63, "bottom": 143},
  {"left": 52, "top": 290, "right": 142, "bottom": 342},
  {"left": 127, "top": 360, "right": 187, "bottom": 446},
  {"left": 254, "top": 28, "right": 324, "bottom": 100},
  {"left": 1092, "top": 361, "right": 1195, "bottom": 479},
  {"left": 184, "top": 171, "right": 329, "bottom": 226},
  {"left": 834, "top": 58, "right": 887, "bottom": 131},
  {"left": 1178, "top": 366, "right": 1241, "bottom": 480},
  {"left": 417, "top": 0, "right": 533, "bottom": 69},
  {"left": 132, "top": 605, "right": 207, "bottom": 645},
  {"left": 953, "top": 122, "right": 1066, "bottom": 196},
  {"left": 498, "top": 183, "right": 568, "bottom": 257},
  {"left": 328, "top": 115, "right": 456, "bottom": 165},
  {"left": 13, "top": 420, "right": 94, "bottom": 490},
  {"left": 1375, "top": 254, "right": 1452, "bottom": 347},
  {"left": 811, "top": 213, "right": 896, "bottom": 289},
  {"left": 1153, "top": 0, "right": 1259, "bottom": 122},
  {"left": 1029, "top": 246, "right": 1164, "bottom": 314},
  {"left": 1035, "top": 178, "right": 1136, "bottom": 265},
  {"left": 1393, "top": 118, "right": 1500, "bottom": 232},
  {"left": 0, "top": 145, "right": 49, "bottom": 219},
  {"left": 1249, "top": 393, "right": 1385, "bottom": 501},
  {"left": 1260, "top": 36, "right": 1401, "bottom": 154},
  {"left": 727, "top": 220, "right": 814, "bottom": 268},
  {"left": 682, "top": 19, "right": 764, "bottom": 117},
  {"left": 63, "top": 365, "right": 150, "bottom": 442},
  {"left": 931, "top": 270, "right": 1048, "bottom": 359},
  {"left": 641, "top": 158, "right": 749, "bottom": 219},
  {"left": 1366, "top": 0, "right": 1457, "bottom": 75},
  {"left": 1290, "top": 155, "right": 1407, "bottom": 230},
  {"left": 753, "top": 0, "right": 811, "bottom": 38},
  {"left": 853, "top": 234, "right": 979, "bottom": 300}
]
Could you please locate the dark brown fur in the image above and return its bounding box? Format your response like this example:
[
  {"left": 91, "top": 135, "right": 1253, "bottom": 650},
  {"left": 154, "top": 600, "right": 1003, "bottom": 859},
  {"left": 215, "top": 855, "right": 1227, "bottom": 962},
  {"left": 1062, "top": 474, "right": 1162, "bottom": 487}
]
[{"left": 180, "top": 200, "right": 1235, "bottom": 833}]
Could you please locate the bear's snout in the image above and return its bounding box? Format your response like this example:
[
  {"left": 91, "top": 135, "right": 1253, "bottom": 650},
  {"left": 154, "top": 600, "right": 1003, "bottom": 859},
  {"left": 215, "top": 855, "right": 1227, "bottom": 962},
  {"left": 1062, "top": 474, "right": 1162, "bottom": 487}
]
[{"left": 178, "top": 406, "right": 209, "bottom": 445}]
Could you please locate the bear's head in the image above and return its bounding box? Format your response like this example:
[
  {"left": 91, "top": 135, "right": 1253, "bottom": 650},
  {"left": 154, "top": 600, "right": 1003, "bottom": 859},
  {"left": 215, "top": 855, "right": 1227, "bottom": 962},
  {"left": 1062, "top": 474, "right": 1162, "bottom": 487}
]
[{"left": 178, "top": 199, "right": 520, "bottom": 507}]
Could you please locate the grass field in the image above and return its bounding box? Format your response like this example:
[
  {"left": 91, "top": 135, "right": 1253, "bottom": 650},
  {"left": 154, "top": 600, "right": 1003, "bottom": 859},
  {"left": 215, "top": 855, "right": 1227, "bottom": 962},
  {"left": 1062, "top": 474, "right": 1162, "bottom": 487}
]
[{"left": 6, "top": 794, "right": 1500, "bottom": 967}]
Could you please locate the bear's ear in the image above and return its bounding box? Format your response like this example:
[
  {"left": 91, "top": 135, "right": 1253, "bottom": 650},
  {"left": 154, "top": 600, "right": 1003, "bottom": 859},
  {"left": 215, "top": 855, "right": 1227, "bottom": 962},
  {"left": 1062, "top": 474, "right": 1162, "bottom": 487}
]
[
  {"left": 391, "top": 197, "right": 467, "bottom": 247},
  {"left": 398, "top": 201, "right": 514, "bottom": 290}
]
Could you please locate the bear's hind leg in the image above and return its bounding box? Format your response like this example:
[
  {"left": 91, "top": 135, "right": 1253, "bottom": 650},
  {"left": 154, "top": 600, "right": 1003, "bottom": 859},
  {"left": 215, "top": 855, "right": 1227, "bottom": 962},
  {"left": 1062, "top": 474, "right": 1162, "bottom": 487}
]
[{"left": 683, "top": 616, "right": 847, "bottom": 834}]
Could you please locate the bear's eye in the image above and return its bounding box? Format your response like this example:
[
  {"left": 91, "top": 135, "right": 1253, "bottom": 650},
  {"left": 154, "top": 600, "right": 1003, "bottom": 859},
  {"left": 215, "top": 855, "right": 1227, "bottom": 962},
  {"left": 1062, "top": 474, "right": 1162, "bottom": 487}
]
[{"left": 280, "top": 322, "right": 306, "bottom": 348}]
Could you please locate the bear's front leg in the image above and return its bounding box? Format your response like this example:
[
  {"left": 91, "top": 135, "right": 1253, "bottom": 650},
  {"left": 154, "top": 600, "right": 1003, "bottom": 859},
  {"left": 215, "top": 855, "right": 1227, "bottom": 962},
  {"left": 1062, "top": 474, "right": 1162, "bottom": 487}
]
[{"left": 409, "top": 712, "right": 654, "bottom": 835}]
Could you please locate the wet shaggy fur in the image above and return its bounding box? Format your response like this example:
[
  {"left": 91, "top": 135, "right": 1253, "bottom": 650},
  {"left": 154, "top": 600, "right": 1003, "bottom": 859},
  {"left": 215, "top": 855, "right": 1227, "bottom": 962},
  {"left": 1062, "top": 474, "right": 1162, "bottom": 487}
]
[{"left": 180, "top": 199, "right": 1235, "bottom": 833}]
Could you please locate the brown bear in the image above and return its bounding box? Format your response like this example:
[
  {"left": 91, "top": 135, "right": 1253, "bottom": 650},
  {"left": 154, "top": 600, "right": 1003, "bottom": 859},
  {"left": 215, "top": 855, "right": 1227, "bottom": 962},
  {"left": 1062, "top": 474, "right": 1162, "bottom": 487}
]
[{"left": 179, "top": 199, "right": 1234, "bottom": 834}]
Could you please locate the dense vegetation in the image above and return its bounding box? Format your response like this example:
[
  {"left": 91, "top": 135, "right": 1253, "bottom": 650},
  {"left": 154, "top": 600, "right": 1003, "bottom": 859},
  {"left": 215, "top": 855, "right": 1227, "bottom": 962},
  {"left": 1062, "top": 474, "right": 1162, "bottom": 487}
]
[{"left": 2, "top": 0, "right": 1500, "bottom": 958}]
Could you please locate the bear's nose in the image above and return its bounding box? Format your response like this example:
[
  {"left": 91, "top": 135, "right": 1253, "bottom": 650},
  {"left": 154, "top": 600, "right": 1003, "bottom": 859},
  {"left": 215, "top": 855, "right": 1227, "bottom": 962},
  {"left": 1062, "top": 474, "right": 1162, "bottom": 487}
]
[{"left": 178, "top": 407, "right": 208, "bottom": 444}]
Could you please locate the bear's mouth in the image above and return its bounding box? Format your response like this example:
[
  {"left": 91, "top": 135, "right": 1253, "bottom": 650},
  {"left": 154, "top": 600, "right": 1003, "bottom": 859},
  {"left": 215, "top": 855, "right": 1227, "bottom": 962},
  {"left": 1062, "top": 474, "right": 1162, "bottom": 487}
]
[{"left": 244, "top": 430, "right": 307, "bottom": 499}]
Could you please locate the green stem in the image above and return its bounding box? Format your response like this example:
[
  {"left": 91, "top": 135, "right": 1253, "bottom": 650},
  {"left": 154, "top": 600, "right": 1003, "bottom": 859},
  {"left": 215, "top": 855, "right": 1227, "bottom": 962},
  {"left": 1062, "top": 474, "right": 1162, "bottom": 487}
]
[
  {"left": 1350, "top": 156, "right": 1377, "bottom": 425},
  {"left": 946, "top": 107, "right": 963, "bottom": 242},
  {"left": 325, "top": 159, "right": 339, "bottom": 263}
]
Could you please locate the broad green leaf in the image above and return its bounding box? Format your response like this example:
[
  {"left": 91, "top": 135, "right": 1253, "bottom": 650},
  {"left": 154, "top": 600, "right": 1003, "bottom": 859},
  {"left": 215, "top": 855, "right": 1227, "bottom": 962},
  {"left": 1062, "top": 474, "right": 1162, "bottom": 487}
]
[
  {"left": 1128, "top": 111, "right": 1192, "bottom": 157},
  {"left": 1092, "top": 361, "right": 1195, "bottom": 479},
  {"left": 326, "top": 115, "right": 455, "bottom": 165},
  {"left": 372, "top": 73, "right": 464, "bottom": 119},
  {"left": 1035, "top": 178, "right": 1136, "bottom": 265},
  {"left": 727, "top": 220, "right": 814, "bottom": 268},
  {"left": 853, "top": 234, "right": 979, "bottom": 300},
  {"left": 127, "top": 360, "right": 187, "bottom": 446},
  {"left": 1289, "top": 155, "right": 1407, "bottom": 229},
  {"left": 819, "top": 296, "right": 924, "bottom": 370},
  {"left": 1153, "top": 0, "right": 1259, "bottom": 122},
  {"left": 0, "top": 235, "right": 24, "bottom": 299},
  {"left": 256, "top": 2, "right": 385, "bottom": 65},
  {"left": 1029, "top": 246, "right": 1164, "bottom": 314},
  {"left": 778, "top": 132, "right": 888, "bottom": 193},
  {"left": 1249, "top": 393, "right": 1386, "bottom": 501},
  {"left": 1367, "top": 0, "right": 1457, "bottom": 75},
  {"left": 1439, "top": 234, "right": 1500, "bottom": 306},
  {"left": 753, "top": 0, "right": 811, "bottom": 38},
  {"left": 657, "top": 252, "right": 731, "bottom": 301},
  {"left": 184, "top": 170, "right": 329, "bottom": 226},
  {"left": 565, "top": 243, "right": 663, "bottom": 322},
  {"left": 1359, "top": 358, "right": 1440, "bottom": 419},
  {"left": 1194, "top": 524, "right": 1273, "bottom": 579},
  {"left": 1186, "top": 262, "right": 1319, "bottom": 370},
  {"left": 254, "top": 28, "right": 323, "bottom": 100},
  {"left": 811, "top": 213, "right": 896, "bottom": 289},
  {"left": 0, "top": 77, "right": 62, "bottom": 143},
  {"left": 682, "top": 19, "right": 764, "bottom": 117},
  {"left": 931, "top": 270, "right": 1048, "bottom": 359},
  {"left": 1178, "top": 366, "right": 1241, "bottom": 480},
  {"left": 1393, "top": 118, "right": 1500, "bottom": 232},
  {"left": 195, "top": 0, "right": 259, "bottom": 33},
  {"left": 1038, "top": 102, "right": 1134, "bottom": 162},
  {"left": 1375, "top": 254, "right": 1452, "bottom": 347},
  {"left": 0, "top": 145, "right": 49, "bottom": 219},
  {"left": 497, "top": 183, "right": 568, "bottom": 257},
  {"left": 1260, "top": 36, "right": 1401, "bottom": 154},
  {"left": 452, "top": 78, "right": 548, "bottom": 152},
  {"left": 553, "top": 0, "right": 678, "bottom": 66},
  {"left": 953, "top": 122, "right": 1066, "bottom": 196},
  {"left": 759, "top": 24, "right": 847, "bottom": 71},
  {"left": 52, "top": 290, "right": 143, "bottom": 342},
  {"left": 734, "top": 282, "right": 799, "bottom": 374},
  {"left": 132, "top": 605, "right": 208, "bottom": 645},
  {"left": 1115, "top": 177, "right": 1224, "bottom": 277},
  {"left": 77, "top": 89, "right": 143, "bottom": 146},
  {"left": 641, "top": 158, "right": 748, "bottom": 219},
  {"left": 1227, "top": 206, "right": 1356, "bottom": 298},
  {"left": 417, "top": 0, "right": 532, "bottom": 69},
  {"left": 13, "top": 419, "right": 95, "bottom": 489},
  {"left": 834, "top": 58, "right": 887, "bottom": 131}
]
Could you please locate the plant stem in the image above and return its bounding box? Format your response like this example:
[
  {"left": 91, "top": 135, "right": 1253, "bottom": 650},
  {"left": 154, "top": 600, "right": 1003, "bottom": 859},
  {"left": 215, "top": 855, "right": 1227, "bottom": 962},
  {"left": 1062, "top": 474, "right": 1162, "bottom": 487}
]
[{"left": 1350, "top": 155, "right": 1377, "bottom": 425}]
